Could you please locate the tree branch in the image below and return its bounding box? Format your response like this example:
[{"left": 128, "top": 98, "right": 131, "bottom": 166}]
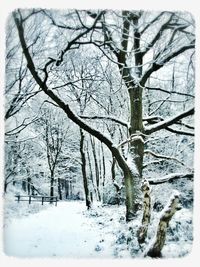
[
  {"left": 145, "top": 86, "right": 194, "bottom": 98},
  {"left": 147, "top": 172, "right": 193, "bottom": 185},
  {"left": 140, "top": 43, "right": 195, "bottom": 86},
  {"left": 144, "top": 149, "right": 192, "bottom": 170},
  {"left": 166, "top": 126, "right": 194, "bottom": 136},
  {"left": 144, "top": 107, "right": 194, "bottom": 134},
  {"left": 79, "top": 115, "right": 128, "bottom": 128},
  {"left": 13, "top": 10, "right": 130, "bottom": 174},
  {"left": 141, "top": 14, "right": 173, "bottom": 57}
]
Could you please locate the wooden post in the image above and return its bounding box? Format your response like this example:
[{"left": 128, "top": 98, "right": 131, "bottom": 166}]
[
  {"left": 29, "top": 195, "right": 31, "bottom": 204},
  {"left": 55, "top": 197, "right": 57, "bottom": 206},
  {"left": 42, "top": 197, "right": 44, "bottom": 205},
  {"left": 17, "top": 195, "right": 20, "bottom": 203}
]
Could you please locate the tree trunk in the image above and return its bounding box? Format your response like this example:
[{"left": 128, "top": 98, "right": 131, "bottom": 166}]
[
  {"left": 22, "top": 180, "right": 27, "bottom": 192},
  {"left": 4, "top": 182, "right": 8, "bottom": 193},
  {"left": 58, "top": 178, "right": 62, "bottom": 200},
  {"left": 87, "top": 144, "right": 96, "bottom": 201},
  {"left": 111, "top": 156, "right": 116, "bottom": 182},
  {"left": 65, "top": 180, "right": 69, "bottom": 199},
  {"left": 90, "top": 136, "right": 101, "bottom": 201},
  {"left": 50, "top": 172, "right": 54, "bottom": 203},
  {"left": 69, "top": 181, "right": 73, "bottom": 198},
  {"left": 27, "top": 177, "right": 31, "bottom": 195},
  {"left": 118, "top": 13, "right": 144, "bottom": 210},
  {"left": 80, "top": 129, "right": 91, "bottom": 209},
  {"left": 101, "top": 143, "right": 106, "bottom": 187},
  {"left": 129, "top": 86, "right": 144, "bottom": 174},
  {"left": 145, "top": 191, "right": 181, "bottom": 257},
  {"left": 123, "top": 167, "right": 136, "bottom": 221},
  {"left": 111, "top": 156, "right": 120, "bottom": 205},
  {"left": 137, "top": 180, "right": 151, "bottom": 244}
]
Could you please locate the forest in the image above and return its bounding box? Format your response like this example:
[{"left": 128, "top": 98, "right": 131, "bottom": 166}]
[{"left": 4, "top": 9, "right": 195, "bottom": 258}]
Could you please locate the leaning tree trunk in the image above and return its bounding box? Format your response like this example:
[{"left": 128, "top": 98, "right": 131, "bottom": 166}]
[
  {"left": 137, "top": 179, "right": 151, "bottom": 244},
  {"left": 145, "top": 191, "right": 181, "bottom": 257},
  {"left": 80, "top": 129, "right": 91, "bottom": 209}
]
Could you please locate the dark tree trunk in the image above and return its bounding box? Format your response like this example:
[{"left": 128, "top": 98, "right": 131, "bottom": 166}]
[
  {"left": 101, "top": 142, "right": 106, "bottom": 187},
  {"left": 58, "top": 178, "right": 62, "bottom": 200},
  {"left": 80, "top": 129, "right": 91, "bottom": 209},
  {"left": 111, "top": 156, "right": 116, "bottom": 182},
  {"left": 22, "top": 180, "right": 27, "bottom": 192},
  {"left": 27, "top": 177, "right": 31, "bottom": 195},
  {"left": 65, "top": 180, "right": 69, "bottom": 199},
  {"left": 50, "top": 173, "right": 54, "bottom": 203},
  {"left": 4, "top": 182, "right": 8, "bottom": 193},
  {"left": 90, "top": 136, "right": 101, "bottom": 201}
]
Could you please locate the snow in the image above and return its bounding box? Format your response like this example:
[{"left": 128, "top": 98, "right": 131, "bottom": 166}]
[
  {"left": 4, "top": 201, "right": 127, "bottom": 258},
  {"left": 3, "top": 178, "right": 193, "bottom": 259},
  {"left": 3, "top": 197, "right": 193, "bottom": 259},
  {"left": 4, "top": 202, "right": 106, "bottom": 257}
]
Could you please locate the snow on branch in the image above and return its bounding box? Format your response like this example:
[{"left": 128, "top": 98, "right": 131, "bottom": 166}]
[
  {"left": 147, "top": 172, "right": 193, "bottom": 185},
  {"left": 140, "top": 43, "right": 195, "bottom": 87},
  {"left": 166, "top": 126, "right": 194, "bottom": 136},
  {"left": 118, "top": 131, "right": 147, "bottom": 148},
  {"left": 144, "top": 150, "right": 192, "bottom": 170},
  {"left": 79, "top": 115, "right": 128, "bottom": 128},
  {"left": 144, "top": 107, "right": 194, "bottom": 134}
]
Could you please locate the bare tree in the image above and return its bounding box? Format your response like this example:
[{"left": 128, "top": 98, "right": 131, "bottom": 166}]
[
  {"left": 12, "top": 9, "right": 195, "bottom": 221},
  {"left": 41, "top": 110, "right": 67, "bottom": 201}
]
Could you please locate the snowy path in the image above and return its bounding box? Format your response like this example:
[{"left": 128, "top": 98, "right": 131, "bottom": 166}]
[{"left": 4, "top": 201, "right": 115, "bottom": 258}]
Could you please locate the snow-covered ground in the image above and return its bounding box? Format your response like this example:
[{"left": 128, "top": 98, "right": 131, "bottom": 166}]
[
  {"left": 4, "top": 201, "right": 118, "bottom": 258},
  {"left": 3, "top": 179, "right": 193, "bottom": 259},
  {"left": 4, "top": 198, "right": 193, "bottom": 258}
]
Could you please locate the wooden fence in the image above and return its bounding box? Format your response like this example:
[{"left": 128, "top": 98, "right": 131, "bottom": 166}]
[{"left": 15, "top": 195, "right": 58, "bottom": 206}]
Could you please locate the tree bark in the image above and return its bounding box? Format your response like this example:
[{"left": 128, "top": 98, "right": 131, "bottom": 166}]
[
  {"left": 145, "top": 191, "right": 181, "bottom": 257},
  {"left": 50, "top": 172, "right": 54, "bottom": 203},
  {"left": 137, "top": 180, "right": 151, "bottom": 244},
  {"left": 86, "top": 143, "right": 97, "bottom": 201},
  {"left": 90, "top": 136, "right": 101, "bottom": 201},
  {"left": 58, "top": 178, "right": 62, "bottom": 200},
  {"left": 129, "top": 86, "right": 144, "bottom": 178},
  {"left": 80, "top": 129, "right": 91, "bottom": 209}
]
